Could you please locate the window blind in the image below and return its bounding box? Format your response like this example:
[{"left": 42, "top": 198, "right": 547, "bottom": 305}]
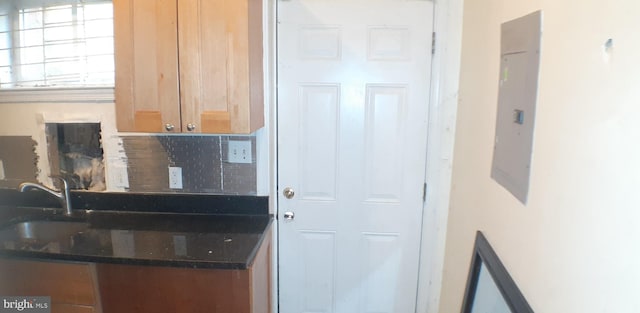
[{"left": 0, "top": 0, "right": 114, "bottom": 88}]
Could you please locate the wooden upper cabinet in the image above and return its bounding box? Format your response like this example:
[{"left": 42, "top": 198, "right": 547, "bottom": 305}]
[
  {"left": 114, "top": 0, "right": 180, "bottom": 133},
  {"left": 114, "top": 0, "right": 264, "bottom": 134}
]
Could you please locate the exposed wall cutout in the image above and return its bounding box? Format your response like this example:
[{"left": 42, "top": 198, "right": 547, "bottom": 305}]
[
  {"left": 491, "top": 10, "right": 542, "bottom": 204},
  {"left": 45, "top": 123, "right": 105, "bottom": 191}
]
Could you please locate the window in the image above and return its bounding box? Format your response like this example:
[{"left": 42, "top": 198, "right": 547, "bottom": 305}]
[{"left": 0, "top": 0, "right": 114, "bottom": 88}]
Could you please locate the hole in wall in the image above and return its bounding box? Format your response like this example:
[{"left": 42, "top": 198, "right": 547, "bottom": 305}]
[{"left": 45, "top": 123, "right": 105, "bottom": 191}]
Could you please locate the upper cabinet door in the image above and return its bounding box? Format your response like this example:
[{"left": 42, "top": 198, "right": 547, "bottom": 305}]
[
  {"left": 114, "top": 0, "right": 181, "bottom": 133},
  {"left": 114, "top": 0, "right": 264, "bottom": 134},
  {"left": 177, "top": 0, "right": 264, "bottom": 134}
]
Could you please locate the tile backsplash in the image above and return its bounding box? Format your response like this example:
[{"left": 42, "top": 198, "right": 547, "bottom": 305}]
[{"left": 121, "top": 135, "right": 256, "bottom": 195}]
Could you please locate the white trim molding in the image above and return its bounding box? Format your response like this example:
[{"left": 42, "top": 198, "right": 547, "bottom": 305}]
[
  {"left": 416, "top": 0, "right": 464, "bottom": 312},
  {"left": 0, "top": 87, "right": 115, "bottom": 104}
]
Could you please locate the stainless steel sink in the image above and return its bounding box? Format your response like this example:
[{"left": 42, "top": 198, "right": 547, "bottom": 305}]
[{"left": 0, "top": 221, "right": 90, "bottom": 250}]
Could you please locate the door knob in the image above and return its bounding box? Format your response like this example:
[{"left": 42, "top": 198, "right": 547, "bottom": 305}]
[
  {"left": 186, "top": 123, "right": 196, "bottom": 131},
  {"left": 283, "top": 187, "right": 295, "bottom": 199},
  {"left": 165, "top": 124, "right": 175, "bottom": 131},
  {"left": 284, "top": 211, "right": 295, "bottom": 220}
]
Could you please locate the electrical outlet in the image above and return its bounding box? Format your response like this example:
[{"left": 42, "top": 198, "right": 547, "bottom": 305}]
[
  {"left": 169, "top": 167, "right": 183, "bottom": 189},
  {"left": 228, "top": 140, "right": 252, "bottom": 164},
  {"left": 0, "top": 160, "right": 4, "bottom": 180}
]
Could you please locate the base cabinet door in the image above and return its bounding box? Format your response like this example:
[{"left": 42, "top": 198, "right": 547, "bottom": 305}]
[
  {"left": 97, "top": 265, "right": 251, "bottom": 313},
  {"left": 0, "top": 259, "right": 102, "bottom": 313}
]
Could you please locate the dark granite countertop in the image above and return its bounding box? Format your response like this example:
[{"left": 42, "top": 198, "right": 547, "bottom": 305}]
[
  {"left": 0, "top": 189, "right": 269, "bottom": 215},
  {"left": 0, "top": 190, "right": 272, "bottom": 270}
]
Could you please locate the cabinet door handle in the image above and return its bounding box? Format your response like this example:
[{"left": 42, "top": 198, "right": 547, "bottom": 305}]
[
  {"left": 187, "top": 123, "right": 196, "bottom": 131},
  {"left": 165, "top": 124, "right": 175, "bottom": 131}
]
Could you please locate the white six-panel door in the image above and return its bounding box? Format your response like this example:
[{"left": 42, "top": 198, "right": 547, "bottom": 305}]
[{"left": 277, "top": 1, "right": 434, "bottom": 312}]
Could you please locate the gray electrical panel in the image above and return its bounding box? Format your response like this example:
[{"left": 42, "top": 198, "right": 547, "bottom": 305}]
[{"left": 491, "top": 10, "right": 542, "bottom": 204}]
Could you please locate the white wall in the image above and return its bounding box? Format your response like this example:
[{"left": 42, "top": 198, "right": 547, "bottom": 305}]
[{"left": 439, "top": 1, "right": 640, "bottom": 312}]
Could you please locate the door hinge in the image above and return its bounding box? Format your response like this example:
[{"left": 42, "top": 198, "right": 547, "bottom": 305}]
[
  {"left": 422, "top": 182, "right": 428, "bottom": 202},
  {"left": 431, "top": 32, "right": 436, "bottom": 55}
]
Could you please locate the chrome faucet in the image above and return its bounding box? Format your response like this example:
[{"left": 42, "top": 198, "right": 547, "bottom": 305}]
[{"left": 19, "top": 176, "right": 73, "bottom": 216}]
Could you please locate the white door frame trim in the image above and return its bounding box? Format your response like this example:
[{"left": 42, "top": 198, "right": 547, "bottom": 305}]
[
  {"left": 258, "top": 1, "right": 279, "bottom": 313},
  {"left": 416, "top": 0, "right": 464, "bottom": 312},
  {"left": 262, "top": 0, "right": 464, "bottom": 312}
]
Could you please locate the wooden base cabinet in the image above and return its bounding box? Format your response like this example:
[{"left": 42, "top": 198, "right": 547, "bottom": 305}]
[
  {"left": 114, "top": 0, "right": 264, "bottom": 134},
  {"left": 96, "top": 232, "right": 272, "bottom": 313},
  {"left": 0, "top": 259, "right": 103, "bottom": 313}
]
